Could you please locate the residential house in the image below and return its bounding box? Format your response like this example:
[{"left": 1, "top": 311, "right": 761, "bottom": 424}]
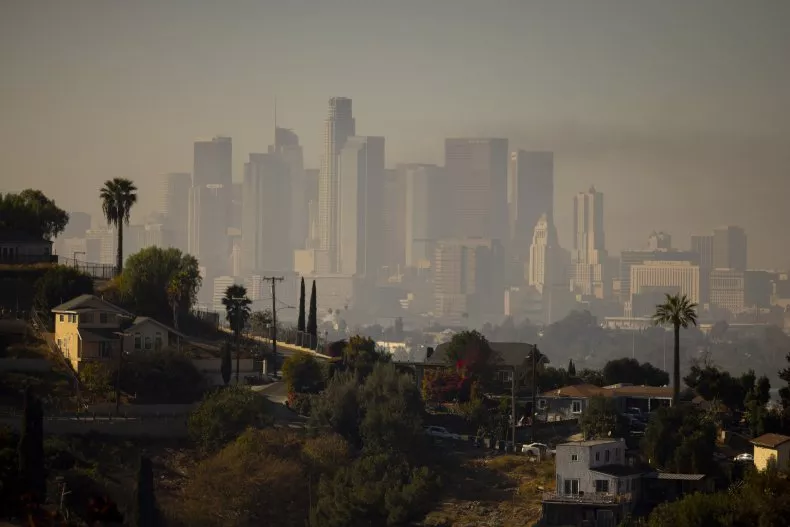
[
  {"left": 542, "top": 438, "right": 642, "bottom": 527},
  {"left": 0, "top": 230, "right": 56, "bottom": 265},
  {"left": 52, "top": 294, "right": 133, "bottom": 371},
  {"left": 537, "top": 383, "right": 672, "bottom": 422},
  {"left": 427, "top": 341, "right": 548, "bottom": 386},
  {"left": 124, "top": 316, "right": 186, "bottom": 353},
  {"left": 751, "top": 433, "right": 790, "bottom": 471}
]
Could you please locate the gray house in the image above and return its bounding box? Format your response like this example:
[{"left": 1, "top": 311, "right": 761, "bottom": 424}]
[
  {"left": 537, "top": 383, "right": 672, "bottom": 422},
  {"left": 542, "top": 438, "right": 642, "bottom": 527}
]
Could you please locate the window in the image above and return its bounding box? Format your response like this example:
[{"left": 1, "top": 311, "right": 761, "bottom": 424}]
[
  {"left": 563, "top": 479, "right": 580, "bottom": 495},
  {"left": 605, "top": 450, "right": 610, "bottom": 462},
  {"left": 155, "top": 332, "right": 162, "bottom": 350},
  {"left": 595, "top": 480, "right": 610, "bottom": 493},
  {"left": 571, "top": 400, "right": 582, "bottom": 413},
  {"left": 100, "top": 313, "right": 108, "bottom": 324},
  {"left": 595, "top": 452, "right": 600, "bottom": 462},
  {"left": 538, "top": 399, "right": 547, "bottom": 409},
  {"left": 59, "top": 314, "right": 64, "bottom": 322},
  {"left": 144, "top": 336, "right": 152, "bottom": 350},
  {"left": 571, "top": 454, "right": 579, "bottom": 462},
  {"left": 501, "top": 370, "right": 513, "bottom": 382},
  {"left": 99, "top": 342, "right": 111, "bottom": 358},
  {"left": 134, "top": 333, "right": 141, "bottom": 350},
  {"left": 82, "top": 313, "right": 93, "bottom": 323}
]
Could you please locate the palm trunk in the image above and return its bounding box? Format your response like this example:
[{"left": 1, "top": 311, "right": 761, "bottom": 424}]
[
  {"left": 116, "top": 221, "right": 124, "bottom": 275},
  {"left": 673, "top": 322, "right": 680, "bottom": 406},
  {"left": 235, "top": 331, "right": 240, "bottom": 384}
]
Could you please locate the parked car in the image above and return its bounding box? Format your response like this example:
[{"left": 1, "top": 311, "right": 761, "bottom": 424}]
[
  {"left": 522, "top": 442, "right": 556, "bottom": 458},
  {"left": 734, "top": 453, "right": 754, "bottom": 463},
  {"left": 424, "top": 426, "right": 460, "bottom": 440}
]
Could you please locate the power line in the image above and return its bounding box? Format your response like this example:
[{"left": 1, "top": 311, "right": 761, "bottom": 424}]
[{"left": 262, "top": 276, "right": 285, "bottom": 376}]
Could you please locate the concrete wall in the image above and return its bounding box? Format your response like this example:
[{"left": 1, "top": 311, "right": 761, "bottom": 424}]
[
  {"left": 754, "top": 443, "right": 790, "bottom": 471},
  {"left": 192, "top": 357, "right": 260, "bottom": 386}
]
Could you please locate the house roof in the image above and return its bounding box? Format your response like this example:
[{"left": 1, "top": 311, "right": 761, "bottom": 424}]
[
  {"left": 644, "top": 472, "right": 706, "bottom": 481},
  {"left": 751, "top": 433, "right": 790, "bottom": 449},
  {"left": 129, "top": 316, "right": 187, "bottom": 339},
  {"left": 78, "top": 328, "right": 119, "bottom": 342},
  {"left": 559, "top": 439, "right": 624, "bottom": 447},
  {"left": 540, "top": 384, "right": 608, "bottom": 398},
  {"left": 430, "top": 341, "right": 546, "bottom": 368},
  {"left": 0, "top": 230, "right": 52, "bottom": 244},
  {"left": 590, "top": 465, "right": 644, "bottom": 477},
  {"left": 540, "top": 383, "right": 672, "bottom": 400},
  {"left": 52, "top": 294, "right": 132, "bottom": 316}
]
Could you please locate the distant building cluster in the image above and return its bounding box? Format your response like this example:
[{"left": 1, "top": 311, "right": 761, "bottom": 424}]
[{"left": 53, "top": 96, "right": 790, "bottom": 328}]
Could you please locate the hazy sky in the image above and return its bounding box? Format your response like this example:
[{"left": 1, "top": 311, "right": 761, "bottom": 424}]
[{"left": 2, "top": 0, "right": 789, "bottom": 268}]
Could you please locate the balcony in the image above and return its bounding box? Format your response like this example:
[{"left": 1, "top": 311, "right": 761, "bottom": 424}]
[{"left": 542, "top": 492, "right": 633, "bottom": 505}]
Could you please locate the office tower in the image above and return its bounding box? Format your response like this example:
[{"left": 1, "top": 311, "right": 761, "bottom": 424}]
[
  {"left": 404, "top": 164, "right": 447, "bottom": 268},
  {"left": 744, "top": 270, "right": 776, "bottom": 309},
  {"left": 709, "top": 269, "right": 745, "bottom": 316},
  {"left": 433, "top": 238, "right": 504, "bottom": 322},
  {"left": 241, "top": 153, "right": 292, "bottom": 274},
  {"left": 647, "top": 231, "right": 672, "bottom": 251},
  {"left": 211, "top": 275, "right": 237, "bottom": 312},
  {"left": 508, "top": 151, "right": 554, "bottom": 265},
  {"left": 61, "top": 238, "right": 87, "bottom": 264},
  {"left": 337, "top": 136, "right": 385, "bottom": 276},
  {"left": 528, "top": 214, "right": 559, "bottom": 294},
  {"left": 691, "top": 235, "right": 714, "bottom": 268},
  {"left": 85, "top": 228, "right": 116, "bottom": 266},
  {"left": 155, "top": 173, "right": 191, "bottom": 251},
  {"left": 713, "top": 226, "right": 747, "bottom": 271},
  {"left": 445, "top": 138, "right": 509, "bottom": 240},
  {"left": 318, "top": 97, "right": 356, "bottom": 269},
  {"left": 570, "top": 186, "right": 608, "bottom": 297},
  {"left": 630, "top": 261, "right": 700, "bottom": 317},
  {"left": 193, "top": 136, "right": 232, "bottom": 237},
  {"left": 228, "top": 182, "right": 243, "bottom": 231},
  {"left": 270, "top": 127, "right": 305, "bottom": 254},
  {"left": 379, "top": 168, "right": 407, "bottom": 277},
  {"left": 188, "top": 184, "right": 228, "bottom": 275}
]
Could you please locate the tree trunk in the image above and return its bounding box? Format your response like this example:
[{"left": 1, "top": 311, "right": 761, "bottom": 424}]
[
  {"left": 673, "top": 322, "right": 681, "bottom": 406},
  {"left": 116, "top": 221, "right": 124, "bottom": 275},
  {"left": 235, "top": 332, "right": 240, "bottom": 384},
  {"left": 172, "top": 303, "right": 179, "bottom": 331}
]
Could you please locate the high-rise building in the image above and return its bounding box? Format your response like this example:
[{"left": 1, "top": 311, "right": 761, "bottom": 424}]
[
  {"left": 337, "top": 136, "right": 384, "bottom": 276},
  {"left": 156, "top": 172, "right": 191, "bottom": 251},
  {"left": 318, "top": 97, "right": 356, "bottom": 270},
  {"left": 380, "top": 168, "right": 407, "bottom": 276},
  {"left": 570, "top": 186, "right": 608, "bottom": 297},
  {"left": 630, "top": 261, "right": 700, "bottom": 317},
  {"left": 62, "top": 212, "right": 91, "bottom": 238},
  {"left": 188, "top": 184, "right": 228, "bottom": 275},
  {"left": 528, "top": 213, "right": 559, "bottom": 294},
  {"left": 211, "top": 275, "right": 237, "bottom": 312},
  {"left": 270, "top": 127, "right": 306, "bottom": 254},
  {"left": 445, "top": 138, "right": 509, "bottom": 241},
  {"left": 691, "top": 235, "right": 714, "bottom": 268},
  {"left": 710, "top": 269, "right": 745, "bottom": 316},
  {"left": 193, "top": 137, "right": 232, "bottom": 188},
  {"left": 404, "top": 164, "right": 447, "bottom": 268},
  {"left": 508, "top": 151, "right": 554, "bottom": 265},
  {"left": 241, "top": 153, "right": 292, "bottom": 274},
  {"left": 647, "top": 231, "right": 672, "bottom": 251},
  {"left": 85, "top": 228, "right": 116, "bottom": 266},
  {"left": 713, "top": 226, "right": 747, "bottom": 271}
]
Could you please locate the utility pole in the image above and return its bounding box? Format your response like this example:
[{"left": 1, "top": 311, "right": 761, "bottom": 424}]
[{"left": 263, "top": 276, "right": 284, "bottom": 376}]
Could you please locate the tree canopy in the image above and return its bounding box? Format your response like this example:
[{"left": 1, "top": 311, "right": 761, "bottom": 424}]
[
  {"left": 641, "top": 405, "right": 716, "bottom": 474},
  {"left": 188, "top": 385, "right": 272, "bottom": 453},
  {"left": 580, "top": 396, "right": 629, "bottom": 440},
  {"left": 0, "top": 189, "right": 69, "bottom": 240},
  {"left": 33, "top": 266, "right": 94, "bottom": 312},
  {"left": 443, "top": 330, "right": 499, "bottom": 382},
  {"left": 603, "top": 358, "right": 669, "bottom": 387}
]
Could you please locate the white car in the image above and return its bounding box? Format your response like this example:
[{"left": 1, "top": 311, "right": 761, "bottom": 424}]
[
  {"left": 734, "top": 453, "right": 754, "bottom": 463},
  {"left": 424, "top": 426, "right": 460, "bottom": 440},
  {"left": 522, "top": 442, "right": 556, "bottom": 458}
]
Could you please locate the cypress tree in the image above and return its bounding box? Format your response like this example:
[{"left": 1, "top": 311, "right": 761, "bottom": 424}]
[
  {"left": 129, "top": 455, "right": 158, "bottom": 527},
  {"left": 297, "top": 277, "right": 306, "bottom": 332},
  {"left": 220, "top": 342, "right": 232, "bottom": 386},
  {"left": 18, "top": 386, "right": 45, "bottom": 501},
  {"left": 568, "top": 359, "right": 576, "bottom": 377},
  {"left": 307, "top": 280, "right": 317, "bottom": 337}
]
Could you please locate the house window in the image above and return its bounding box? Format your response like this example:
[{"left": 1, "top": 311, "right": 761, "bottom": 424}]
[
  {"left": 134, "top": 333, "right": 141, "bottom": 350},
  {"left": 99, "top": 342, "right": 111, "bottom": 358},
  {"left": 595, "top": 452, "right": 600, "bottom": 462},
  {"left": 571, "top": 400, "right": 582, "bottom": 413},
  {"left": 538, "top": 399, "right": 547, "bottom": 409},
  {"left": 571, "top": 454, "right": 579, "bottom": 462},
  {"left": 82, "top": 313, "right": 93, "bottom": 323},
  {"left": 144, "top": 336, "right": 152, "bottom": 350},
  {"left": 155, "top": 332, "right": 162, "bottom": 350},
  {"left": 59, "top": 314, "right": 64, "bottom": 322},
  {"left": 595, "top": 480, "right": 610, "bottom": 493},
  {"left": 100, "top": 313, "right": 108, "bottom": 324},
  {"left": 501, "top": 370, "right": 513, "bottom": 382},
  {"left": 605, "top": 450, "right": 610, "bottom": 462},
  {"left": 564, "top": 479, "right": 580, "bottom": 495}
]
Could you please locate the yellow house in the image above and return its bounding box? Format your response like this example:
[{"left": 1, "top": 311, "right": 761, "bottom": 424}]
[
  {"left": 52, "top": 294, "right": 133, "bottom": 371},
  {"left": 751, "top": 433, "right": 790, "bottom": 471}
]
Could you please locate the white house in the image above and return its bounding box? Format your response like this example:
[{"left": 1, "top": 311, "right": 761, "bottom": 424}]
[{"left": 123, "top": 316, "right": 187, "bottom": 352}]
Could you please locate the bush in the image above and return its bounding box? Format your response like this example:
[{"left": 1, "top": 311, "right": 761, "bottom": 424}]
[
  {"left": 282, "top": 352, "right": 325, "bottom": 394},
  {"left": 120, "top": 350, "right": 206, "bottom": 404},
  {"left": 78, "top": 362, "right": 114, "bottom": 400},
  {"left": 188, "top": 385, "right": 272, "bottom": 453},
  {"left": 287, "top": 392, "right": 314, "bottom": 416}
]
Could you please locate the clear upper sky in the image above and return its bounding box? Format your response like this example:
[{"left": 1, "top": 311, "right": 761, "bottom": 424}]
[{"left": 1, "top": 0, "right": 789, "bottom": 267}]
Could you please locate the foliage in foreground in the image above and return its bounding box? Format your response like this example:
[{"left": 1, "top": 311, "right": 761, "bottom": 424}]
[
  {"left": 188, "top": 386, "right": 272, "bottom": 453},
  {"left": 641, "top": 404, "right": 716, "bottom": 475},
  {"left": 580, "top": 396, "right": 629, "bottom": 440},
  {"left": 33, "top": 266, "right": 94, "bottom": 312}
]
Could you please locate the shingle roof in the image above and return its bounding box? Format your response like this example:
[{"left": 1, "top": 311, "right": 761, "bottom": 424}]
[
  {"left": 52, "top": 294, "right": 131, "bottom": 315},
  {"left": 559, "top": 439, "right": 623, "bottom": 447},
  {"left": 540, "top": 384, "right": 608, "bottom": 398},
  {"left": 79, "top": 328, "right": 119, "bottom": 342},
  {"left": 540, "top": 383, "right": 672, "bottom": 400},
  {"left": 590, "top": 465, "right": 644, "bottom": 477},
  {"left": 644, "top": 472, "right": 706, "bottom": 481},
  {"left": 751, "top": 433, "right": 790, "bottom": 449},
  {"left": 130, "top": 316, "right": 186, "bottom": 339}
]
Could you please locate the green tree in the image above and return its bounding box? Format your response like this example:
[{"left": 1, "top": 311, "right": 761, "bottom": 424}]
[
  {"left": 342, "top": 335, "right": 390, "bottom": 380},
  {"left": 33, "top": 266, "right": 93, "bottom": 312},
  {"left": 250, "top": 309, "right": 273, "bottom": 335},
  {"left": 578, "top": 368, "right": 605, "bottom": 386},
  {"left": 684, "top": 361, "right": 748, "bottom": 411},
  {"left": 17, "top": 387, "right": 45, "bottom": 502},
  {"left": 99, "top": 178, "right": 138, "bottom": 274},
  {"left": 298, "top": 277, "right": 306, "bottom": 333},
  {"left": 129, "top": 456, "right": 159, "bottom": 527},
  {"left": 443, "top": 330, "right": 500, "bottom": 383},
  {"left": 641, "top": 405, "right": 715, "bottom": 474},
  {"left": 0, "top": 189, "right": 69, "bottom": 240},
  {"left": 122, "top": 247, "right": 201, "bottom": 324},
  {"left": 309, "top": 372, "right": 362, "bottom": 447},
  {"left": 567, "top": 359, "right": 576, "bottom": 377},
  {"left": 282, "top": 352, "right": 324, "bottom": 394},
  {"left": 78, "top": 361, "right": 114, "bottom": 400},
  {"left": 220, "top": 342, "right": 232, "bottom": 386},
  {"left": 188, "top": 385, "right": 271, "bottom": 453},
  {"left": 603, "top": 358, "right": 669, "bottom": 387},
  {"left": 307, "top": 280, "right": 318, "bottom": 337},
  {"left": 120, "top": 350, "right": 206, "bottom": 403},
  {"left": 652, "top": 293, "right": 698, "bottom": 406},
  {"left": 580, "top": 396, "right": 629, "bottom": 440},
  {"left": 222, "top": 284, "right": 252, "bottom": 384}
]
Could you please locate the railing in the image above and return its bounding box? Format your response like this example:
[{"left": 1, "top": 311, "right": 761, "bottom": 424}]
[
  {"left": 57, "top": 256, "right": 117, "bottom": 280},
  {"left": 542, "top": 492, "right": 632, "bottom": 505},
  {"left": 0, "top": 254, "right": 58, "bottom": 265}
]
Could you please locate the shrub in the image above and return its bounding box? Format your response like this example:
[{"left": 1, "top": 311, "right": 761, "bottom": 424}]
[{"left": 188, "top": 386, "right": 272, "bottom": 453}]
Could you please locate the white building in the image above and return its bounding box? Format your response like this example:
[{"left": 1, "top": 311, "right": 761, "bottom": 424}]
[
  {"left": 529, "top": 213, "right": 559, "bottom": 294},
  {"left": 630, "top": 261, "right": 700, "bottom": 304}
]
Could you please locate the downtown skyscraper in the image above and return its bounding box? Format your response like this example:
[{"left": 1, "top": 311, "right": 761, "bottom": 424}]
[
  {"left": 508, "top": 151, "right": 554, "bottom": 262},
  {"left": 570, "top": 186, "right": 608, "bottom": 298},
  {"left": 318, "top": 97, "right": 355, "bottom": 273}
]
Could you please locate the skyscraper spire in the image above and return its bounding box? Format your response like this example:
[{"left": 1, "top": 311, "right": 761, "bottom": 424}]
[{"left": 273, "top": 95, "right": 278, "bottom": 147}]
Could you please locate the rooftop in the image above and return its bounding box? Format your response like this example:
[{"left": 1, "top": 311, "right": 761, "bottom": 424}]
[
  {"left": 644, "top": 472, "right": 706, "bottom": 481},
  {"left": 52, "top": 294, "right": 131, "bottom": 316},
  {"left": 540, "top": 383, "right": 672, "bottom": 400},
  {"left": 751, "top": 433, "right": 790, "bottom": 449},
  {"left": 590, "top": 465, "right": 644, "bottom": 478},
  {"left": 558, "top": 439, "right": 624, "bottom": 447}
]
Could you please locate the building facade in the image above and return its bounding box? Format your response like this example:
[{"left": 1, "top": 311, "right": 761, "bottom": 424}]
[
  {"left": 404, "top": 164, "right": 447, "bottom": 268},
  {"left": 570, "top": 187, "right": 608, "bottom": 298}
]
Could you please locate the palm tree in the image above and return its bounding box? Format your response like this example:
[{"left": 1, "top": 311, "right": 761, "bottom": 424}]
[
  {"left": 99, "top": 178, "right": 138, "bottom": 274},
  {"left": 222, "top": 284, "right": 252, "bottom": 383},
  {"left": 166, "top": 270, "right": 190, "bottom": 331},
  {"left": 653, "top": 293, "right": 698, "bottom": 406}
]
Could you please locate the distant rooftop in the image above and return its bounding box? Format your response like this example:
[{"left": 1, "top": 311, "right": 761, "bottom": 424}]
[
  {"left": 751, "top": 433, "right": 790, "bottom": 449},
  {"left": 558, "top": 438, "right": 623, "bottom": 447}
]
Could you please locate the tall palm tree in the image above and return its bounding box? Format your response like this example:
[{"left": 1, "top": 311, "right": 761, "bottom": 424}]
[
  {"left": 166, "top": 270, "right": 190, "bottom": 331},
  {"left": 222, "top": 284, "right": 252, "bottom": 383},
  {"left": 653, "top": 293, "right": 698, "bottom": 406},
  {"left": 99, "top": 178, "right": 138, "bottom": 274}
]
